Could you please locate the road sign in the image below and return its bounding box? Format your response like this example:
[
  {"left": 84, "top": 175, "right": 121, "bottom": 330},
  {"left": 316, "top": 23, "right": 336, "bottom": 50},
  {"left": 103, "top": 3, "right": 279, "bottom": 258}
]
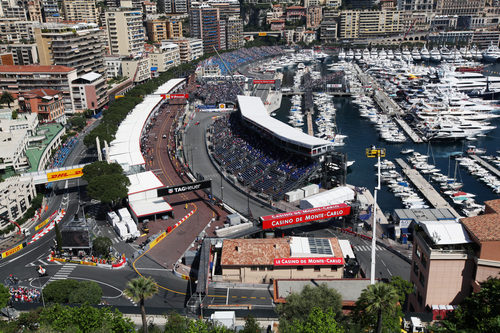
[{"left": 365, "top": 148, "right": 386, "bottom": 158}]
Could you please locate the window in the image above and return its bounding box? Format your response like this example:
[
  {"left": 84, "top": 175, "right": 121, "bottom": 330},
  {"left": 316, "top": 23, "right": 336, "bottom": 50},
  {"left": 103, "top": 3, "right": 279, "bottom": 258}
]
[
  {"left": 421, "top": 255, "right": 427, "bottom": 269},
  {"left": 415, "top": 245, "right": 421, "bottom": 259},
  {"left": 417, "top": 292, "right": 423, "bottom": 306},
  {"left": 419, "top": 272, "right": 425, "bottom": 287},
  {"left": 413, "top": 262, "right": 419, "bottom": 276},
  {"left": 250, "top": 267, "right": 257, "bottom": 271},
  {"left": 331, "top": 266, "right": 337, "bottom": 271},
  {"left": 297, "top": 266, "right": 304, "bottom": 271},
  {"left": 314, "top": 266, "right": 320, "bottom": 272}
]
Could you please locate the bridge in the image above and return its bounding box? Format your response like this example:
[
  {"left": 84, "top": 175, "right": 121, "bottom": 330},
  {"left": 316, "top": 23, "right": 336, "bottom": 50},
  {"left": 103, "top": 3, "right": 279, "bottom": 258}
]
[
  {"left": 349, "top": 31, "right": 429, "bottom": 46},
  {"left": 21, "top": 164, "right": 87, "bottom": 185}
]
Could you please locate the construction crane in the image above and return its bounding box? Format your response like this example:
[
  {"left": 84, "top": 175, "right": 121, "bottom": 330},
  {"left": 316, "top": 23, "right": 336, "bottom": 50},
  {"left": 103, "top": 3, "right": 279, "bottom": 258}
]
[{"left": 403, "top": 18, "right": 418, "bottom": 41}]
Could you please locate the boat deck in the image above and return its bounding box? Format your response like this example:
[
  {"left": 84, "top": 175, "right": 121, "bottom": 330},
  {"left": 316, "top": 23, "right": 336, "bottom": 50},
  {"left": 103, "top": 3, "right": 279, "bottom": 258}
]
[
  {"left": 395, "top": 158, "right": 461, "bottom": 218},
  {"left": 394, "top": 118, "right": 424, "bottom": 143},
  {"left": 469, "top": 155, "right": 500, "bottom": 178}
]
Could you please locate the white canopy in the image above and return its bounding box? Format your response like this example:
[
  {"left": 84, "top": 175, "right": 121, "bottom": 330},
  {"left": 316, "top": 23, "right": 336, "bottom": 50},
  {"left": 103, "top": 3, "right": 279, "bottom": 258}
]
[
  {"left": 420, "top": 220, "right": 472, "bottom": 245},
  {"left": 237, "top": 95, "right": 332, "bottom": 152},
  {"left": 129, "top": 198, "right": 172, "bottom": 218},
  {"left": 300, "top": 186, "right": 355, "bottom": 209}
]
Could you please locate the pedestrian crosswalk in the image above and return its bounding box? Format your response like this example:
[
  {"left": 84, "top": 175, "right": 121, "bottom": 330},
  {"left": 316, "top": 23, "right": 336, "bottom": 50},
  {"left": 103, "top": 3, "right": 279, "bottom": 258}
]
[
  {"left": 26, "top": 259, "right": 62, "bottom": 267},
  {"left": 353, "top": 245, "right": 385, "bottom": 252},
  {"left": 45, "top": 263, "right": 77, "bottom": 285}
]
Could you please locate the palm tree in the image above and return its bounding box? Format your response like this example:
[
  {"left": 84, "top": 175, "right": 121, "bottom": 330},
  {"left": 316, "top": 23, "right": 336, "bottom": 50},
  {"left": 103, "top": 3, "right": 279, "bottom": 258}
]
[
  {"left": 124, "top": 276, "right": 158, "bottom": 333},
  {"left": 0, "top": 91, "right": 14, "bottom": 108},
  {"left": 356, "top": 282, "right": 399, "bottom": 333}
]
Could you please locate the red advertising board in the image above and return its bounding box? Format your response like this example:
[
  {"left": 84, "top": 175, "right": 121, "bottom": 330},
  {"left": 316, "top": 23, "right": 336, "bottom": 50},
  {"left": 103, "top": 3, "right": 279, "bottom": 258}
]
[
  {"left": 274, "top": 257, "right": 344, "bottom": 266},
  {"left": 260, "top": 203, "right": 350, "bottom": 229},
  {"left": 253, "top": 79, "right": 275, "bottom": 84},
  {"left": 160, "top": 94, "right": 189, "bottom": 99}
]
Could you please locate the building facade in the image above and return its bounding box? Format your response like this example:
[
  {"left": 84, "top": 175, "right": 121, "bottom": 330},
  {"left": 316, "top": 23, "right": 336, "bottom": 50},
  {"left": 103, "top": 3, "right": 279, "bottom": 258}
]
[
  {"left": 435, "top": 0, "right": 486, "bottom": 15},
  {"left": 104, "top": 55, "right": 122, "bottom": 78},
  {"left": 220, "top": 237, "right": 345, "bottom": 284},
  {"left": 105, "top": 9, "right": 145, "bottom": 56},
  {"left": 150, "top": 43, "right": 181, "bottom": 72},
  {"left": 339, "top": 9, "right": 404, "bottom": 39},
  {"left": 122, "top": 57, "right": 151, "bottom": 83},
  {"left": 0, "top": 19, "right": 36, "bottom": 43},
  {"left": 71, "top": 72, "right": 107, "bottom": 112},
  {"left": 7, "top": 44, "right": 38, "bottom": 65},
  {"left": 146, "top": 19, "right": 169, "bottom": 42},
  {"left": 0, "top": 113, "right": 38, "bottom": 172},
  {"left": 0, "top": 65, "right": 78, "bottom": 112},
  {"left": 62, "top": 0, "right": 99, "bottom": 24},
  {"left": 190, "top": 4, "right": 222, "bottom": 53},
  {"left": 35, "top": 23, "right": 106, "bottom": 77},
  {"left": 165, "top": 38, "right": 203, "bottom": 62},
  {"left": 306, "top": 6, "right": 322, "bottom": 29},
  {"left": 226, "top": 16, "right": 243, "bottom": 50},
  {"left": 0, "top": 177, "right": 36, "bottom": 225},
  {"left": 18, "top": 88, "right": 65, "bottom": 123}
]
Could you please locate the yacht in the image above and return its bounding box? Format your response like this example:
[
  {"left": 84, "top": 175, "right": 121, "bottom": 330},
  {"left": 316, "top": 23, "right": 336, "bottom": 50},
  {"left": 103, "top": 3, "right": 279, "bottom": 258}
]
[
  {"left": 470, "top": 46, "right": 483, "bottom": 61},
  {"left": 420, "top": 46, "right": 430, "bottom": 61},
  {"left": 430, "top": 47, "right": 441, "bottom": 62},
  {"left": 338, "top": 49, "right": 346, "bottom": 61},
  {"left": 378, "top": 48, "right": 387, "bottom": 60},
  {"left": 402, "top": 47, "right": 412, "bottom": 61},
  {"left": 482, "top": 43, "right": 500, "bottom": 62},
  {"left": 394, "top": 49, "right": 402, "bottom": 60},
  {"left": 362, "top": 48, "right": 370, "bottom": 60},
  {"left": 411, "top": 47, "right": 421, "bottom": 61},
  {"left": 460, "top": 47, "right": 472, "bottom": 60},
  {"left": 437, "top": 70, "right": 500, "bottom": 94},
  {"left": 450, "top": 47, "right": 462, "bottom": 63},
  {"left": 387, "top": 49, "right": 394, "bottom": 60},
  {"left": 370, "top": 48, "right": 378, "bottom": 59},
  {"left": 440, "top": 47, "right": 452, "bottom": 62},
  {"left": 346, "top": 49, "right": 355, "bottom": 61},
  {"left": 354, "top": 49, "right": 362, "bottom": 60}
]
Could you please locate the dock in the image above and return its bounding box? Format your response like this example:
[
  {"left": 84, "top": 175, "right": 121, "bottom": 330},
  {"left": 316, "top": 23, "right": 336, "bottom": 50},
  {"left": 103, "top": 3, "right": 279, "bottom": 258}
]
[
  {"left": 395, "top": 158, "right": 461, "bottom": 218},
  {"left": 394, "top": 118, "right": 424, "bottom": 143},
  {"left": 282, "top": 91, "right": 351, "bottom": 97},
  {"left": 306, "top": 111, "right": 313, "bottom": 136},
  {"left": 469, "top": 155, "right": 500, "bottom": 178}
]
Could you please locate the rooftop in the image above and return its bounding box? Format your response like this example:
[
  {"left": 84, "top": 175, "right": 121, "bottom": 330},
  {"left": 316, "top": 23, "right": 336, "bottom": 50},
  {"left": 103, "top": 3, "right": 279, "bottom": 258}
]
[
  {"left": 461, "top": 199, "right": 500, "bottom": 242},
  {"left": 25, "top": 123, "right": 64, "bottom": 172},
  {"left": 0, "top": 65, "right": 76, "bottom": 73},
  {"left": 20, "top": 88, "right": 61, "bottom": 99},
  {"left": 420, "top": 220, "right": 472, "bottom": 245},
  {"left": 221, "top": 238, "right": 290, "bottom": 266}
]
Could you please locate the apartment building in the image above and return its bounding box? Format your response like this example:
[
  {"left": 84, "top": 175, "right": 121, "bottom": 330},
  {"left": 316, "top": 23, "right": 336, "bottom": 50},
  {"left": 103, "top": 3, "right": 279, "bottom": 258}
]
[
  {"left": 339, "top": 9, "right": 404, "bottom": 39},
  {"left": 306, "top": 6, "right": 322, "bottom": 29},
  {"left": 220, "top": 237, "right": 345, "bottom": 284},
  {"left": 104, "top": 55, "right": 122, "bottom": 78},
  {"left": 304, "top": 0, "right": 321, "bottom": 7},
  {"left": 165, "top": 38, "right": 203, "bottom": 62},
  {"left": 0, "top": 113, "right": 38, "bottom": 172},
  {"left": 0, "top": 176, "right": 36, "bottom": 224},
  {"left": 286, "top": 6, "right": 306, "bottom": 22},
  {"left": 27, "top": 0, "right": 43, "bottom": 22},
  {"left": 40, "top": 0, "right": 60, "bottom": 22},
  {"left": 142, "top": 1, "right": 157, "bottom": 14},
  {"left": 122, "top": 57, "right": 150, "bottom": 83},
  {"left": 266, "top": 4, "right": 284, "bottom": 25},
  {"left": 435, "top": 0, "right": 486, "bottom": 15},
  {"left": 325, "top": 0, "right": 342, "bottom": 8},
  {"left": 207, "top": 0, "right": 240, "bottom": 20},
  {"left": 320, "top": 9, "right": 339, "bottom": 42},
  {"left": 0, "top": 0, "right": 27, "bottom": 20},
  {"left": 146, "top": 19, "right": 169, "bottom": 42},
  {"left": 62, "top": 0, "right": 99, "bottom": 24},
  {"left": 7, "top": 44, "right": 38, "bottom": 65},
  {"left": 18, "top": 88, "right": 65, "bottom": 123},
  {"left": 226, "top": 16, "right": 243, "bottom": 50},
  {"left": 150, "top": 43, "right": 180, "bottom": 72},
  {"left": 190, "top": 4, "right": 223, "bottom": 53},
  {"left": 35, "top": 23, "right": 106, "bottom": 76},
  {"left": 0, "top": 19, "right": 36, "bottom": 43},
  {"left": 408, "top": 220, "right": 475, "bottom": 312},
  {"left": 161, "top": 0, "right": 190, "bottom": 14},
  {"left": 0, "top": 65, "right": 78, "bottom": 112},
  {"left": 71, "top": 72, "right": 107, "bottom": 112},
  {"left": 105, "top": 9, "right": 145, "bottom": 56},
  {"left": 397, "top": 0, "right": 434, "bottom": 11}
]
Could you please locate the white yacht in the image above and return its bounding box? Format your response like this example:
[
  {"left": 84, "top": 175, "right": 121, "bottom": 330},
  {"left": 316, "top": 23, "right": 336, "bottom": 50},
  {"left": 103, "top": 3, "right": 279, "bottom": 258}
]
[
  {"left": 430, "top": 47, "right": 442, "bottom": 62},
  {"left": 460, "top": 47, "right": 472, "bottom": 60},
  {"left": 437, "top": 70, "right": 500, "bottom": 94},
  {"left": 362, "top": 48, "right": 370, "bottom": 60},
  {"left": 450, "top": 47, "right": 463, "bottom": 63},
  {"left": 471, "top": 46, "right": 483, "bottom": 61},
  {"left": 387, "top": 49, "right": 395, "bottom": 60},
  {"left": 411, "top": 47, "right": 421, "bottom": 61},
  {"left": 378, "top": 48, "right": 387, "bottom": 60},
  {"left": 354, "top": 49, "right": 362, "bottom": 60},
  {"left": 420, "top": 46, "right": 430, "bottom": 61},
  {"left": 402, "top": 47, "right": 412, "bottom": 61},
  {"left": 338, "top": 49, "right": 346, "bottom": 61},
  {"left": 370, "top": 48, "right": 378, "bottom": 59},
  {"left": 394, "top": 49, "right": 402, "bottom": 60},
  {"left": 482, "top": 43, "right": 500, "bottom": 62},
  {"left": 346, "top": 49, "right": 354, "bottom": 61},
  {"left": 440, "top": 47, "right": 452, "bottom": 62}
]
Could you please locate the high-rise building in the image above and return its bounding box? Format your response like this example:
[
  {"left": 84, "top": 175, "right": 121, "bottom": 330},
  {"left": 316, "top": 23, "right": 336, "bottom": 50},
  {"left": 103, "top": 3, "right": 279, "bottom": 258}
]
[
  {"left": 0, "top": 19, "right": 36, "bottom": 43},
  {"left": 160, "top": 0, "right": 190, "bottom": 14},
  {"left": 339, "top": 9, "right": 404, "bottom": 39},
  {"left": 146, "top": 18, "right": 183, "bottom": 42},
  {"left": 105, "top": 8, "right": 145, "bottom": 56},
  {"left": 226, "top": 16, "right": 243, "bottom": 50},
  {"left": 27, "top": 0, "right": 43, "bottom": 22},
  {"left": 306, "top": 6, "right": 322, "bottom": 29},
  {"left": 397, "top": 0, "right": 434, "bottom": 11},
  {"left": 35, "top": 23, "right": 106, "bottom": 76},
  {"left": 40, "top": 0, "right": 61, "bottom": 22},
  {"left": 62, "top": 0, "right": 99, "bottom": 24},
  {"left": 435, "top": 0, "right": 486, "bottom": 15},
  {"left": 207, "top": 0, "right": 240, "bottom": 20},
  {"left": 190, "top": 4, "right": 222, "bottom": 53},
  {"left": 320, "top": 9, "right": 339, "bottom": 42},
  {"left": 164, "top": 38, "right": 203, "bottom": 62},
  {"left": 8, "top": 44, "right": 38, "bottom": 65},
  {"left": 0, "top": 0, "right": 27, "bottom": 19}
]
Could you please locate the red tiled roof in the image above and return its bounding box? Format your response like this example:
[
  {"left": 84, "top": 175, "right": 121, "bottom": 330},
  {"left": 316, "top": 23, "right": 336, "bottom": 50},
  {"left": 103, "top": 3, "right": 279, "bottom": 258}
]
[
  {"left": 287, "top": 6, "right": 305, "bottom": 10},
  {"left": 461, "top": 199, "right": 500, "bottom": 242},
  {"left": 21, "top": 88, "right": 61, "bottom": 98},
  {"left": 0, "top": 65, "right": 76, "bottom": 73},
  {"left": 221, "top": 238, "right": 290, "bottom": 266}
]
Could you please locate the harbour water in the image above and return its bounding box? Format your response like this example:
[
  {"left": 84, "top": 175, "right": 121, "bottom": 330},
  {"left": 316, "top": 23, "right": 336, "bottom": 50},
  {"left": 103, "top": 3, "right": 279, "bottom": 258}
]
[{"left": 273, "top": 61, "right": 500, "bottom": 216}]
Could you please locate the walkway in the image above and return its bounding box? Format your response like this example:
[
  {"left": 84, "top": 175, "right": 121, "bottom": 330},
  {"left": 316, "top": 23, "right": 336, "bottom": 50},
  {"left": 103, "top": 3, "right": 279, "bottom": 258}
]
[
  {"left": 394, "top": 118, "right": 424, "bottom": 143},
  {"left": 469, "top": 155, "right": 500, "bottom": 178},
  {"left": 395, "top": 159, "right": 461, "bottom": 217}
]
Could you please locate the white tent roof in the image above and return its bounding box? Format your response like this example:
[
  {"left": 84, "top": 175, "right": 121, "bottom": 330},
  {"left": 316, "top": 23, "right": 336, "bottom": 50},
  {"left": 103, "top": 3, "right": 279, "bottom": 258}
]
[
  {"left": 129, "top": 198, "right": 172, "bottom": 218},
  {"left": 108, "top": 78, "right": 185, "bottom": 168},
  {"left": 127, "top": 171, "right": 164, "bottom": 195},
  {"left": 300, "top": 186, "right": 355, "bottom": 209},
  {"left": 420, "top": 220, "right": 472, "bottom": 245},
  {"left": 237, "top": 95, "right": 332, "bottom": 150},
  {"left": 338, "top": 239, "right": 355, "bottom": 259}
]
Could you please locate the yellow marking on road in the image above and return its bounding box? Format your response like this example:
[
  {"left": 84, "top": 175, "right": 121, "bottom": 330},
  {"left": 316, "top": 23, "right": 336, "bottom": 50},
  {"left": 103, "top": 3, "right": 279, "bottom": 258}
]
[
  {"left": 260, "top": 297, "right": 267, "bottom": 300},
  {"left": 250, "top": 296, "right": 257, "bottom": 299}
]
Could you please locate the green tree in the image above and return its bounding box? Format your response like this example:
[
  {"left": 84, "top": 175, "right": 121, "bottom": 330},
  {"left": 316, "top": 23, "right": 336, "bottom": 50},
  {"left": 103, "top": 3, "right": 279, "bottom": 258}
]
[
  {"left": 434, "top": 278, "right": 500, "bottom": 332},
  {"left": 54, "top": 220, "right": 63, "bottom": 252},
  {"left": 0, "top": 284, "right": 10, "bottom": 309},
  {"left": 389, "top": 276, "right": 414, "bottom": 304},
  {"left": 69, "top": 115, "right": 86, "bottom": 131},
  {"left": 124, "top": 276, "right": 159, "bottom": 333},
  {"left": 43, "top": 279, "right": 102, "bottom": 304},
  {"left": 240, "top": 315, "right": 261, "bottom": 333},
  {"left": 92, "top": 236, "right": 112, "bottom": 257},
  {"left": 0, "top": 91, "right": 14, "bottom": 108},
  {"left": 277, "top": 283, "right": 343, "bottom": 332},
  {"left": 11, "top": 109, "right": 17, "bottom": 119},
  {"left": 164, "top": 312, "right": 190, "bottom": 333},
  {"left": 353, "top": 282, "right": 400, "bottom": 333},
  {"left": 289, "top": 307, "right": 344, "bottom": 333},
  {"left": 83, "top": 162, "right": 130, "bottom": 206}
]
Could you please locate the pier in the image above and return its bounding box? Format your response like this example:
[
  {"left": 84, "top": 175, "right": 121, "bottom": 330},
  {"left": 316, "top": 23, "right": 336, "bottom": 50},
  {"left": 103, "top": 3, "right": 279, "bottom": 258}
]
[
  {"left": 469, "top": 155, "right": 500, "bottom": 178},
  {"left": 282, "top": 91, "right": 352, "bottom": 97},
  {"left": 306, "top": 111, "right": 313, "bottom": 136},
  {"left": 394, "top": 118, "right": 424, "bottom": 143},
  {"left": 395, "top": 158, "right": 461, "bottom": 218}
]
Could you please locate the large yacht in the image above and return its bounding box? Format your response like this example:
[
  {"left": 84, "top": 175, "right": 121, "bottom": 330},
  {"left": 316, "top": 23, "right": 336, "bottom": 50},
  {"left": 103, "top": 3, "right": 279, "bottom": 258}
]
[
  {"left": 346, "top": 49, "right": 354, "bottom": 61},
  {"left": 387, "top": 49, "right": 394, "bottom": 60},
  {"left": 420, "top": 46, "right": 430, "bottom": 61},
  {"left": 338, "top": 49, "right": 346, "bottom": 61},
  {"left": 482, "top": 43, "right": 500, "bottom": 62},
  {"left": 430, "top": 47, "right": 441, "bottom": 62},
  {"left": 411, "top": 47, "right": 421, "bottom": 61},
  {"left": 470, "top": 46, "right": 483, "bottom": 61},
  {"left": 394, "top": 48, "right": 402, "bottom": 60},
  {"left": 440, "top": 47, "right": 452, "bottom": 62},
  {"left": 402, "top": 47, "right": 412, "bottom": 61},
  {"left": 354, "top": 49, "right": 362, "bottom": 60}
]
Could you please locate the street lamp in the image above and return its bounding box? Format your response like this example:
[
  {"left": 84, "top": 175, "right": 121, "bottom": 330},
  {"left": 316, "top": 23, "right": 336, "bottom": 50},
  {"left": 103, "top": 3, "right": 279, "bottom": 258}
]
[{"left": 365, "top": 147, "right": 385, "bottom": 285}]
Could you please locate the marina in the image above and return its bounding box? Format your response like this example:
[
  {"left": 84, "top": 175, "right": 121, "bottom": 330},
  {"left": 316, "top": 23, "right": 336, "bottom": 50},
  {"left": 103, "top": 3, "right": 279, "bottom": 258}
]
[
  {"left": 469, "top": 154, "right": 500, "bottom": 179},
  {"left": 395, "top": 158, "right": 461, "bottom": 217}
]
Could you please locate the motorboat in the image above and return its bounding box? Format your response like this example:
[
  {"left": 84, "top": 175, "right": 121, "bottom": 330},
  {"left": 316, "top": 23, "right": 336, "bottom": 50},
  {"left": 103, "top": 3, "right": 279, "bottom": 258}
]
[
  {"left": 401, "top": 148, "right": 415, "bottom": 154},
  {"left": 482, "top": 43, "right": 500, "bottom": 62},
  {"left": 346, "top": 49, "right": 355, "bottom": 61},
  {"left": 338, "top": 49, "right": 346, "bottom": 61},
  {"left": 411, "top": 48, "right": 421, "bottom": 61},
  {"left": 378, "top": 48, "right": 387, "bottom": 60},
  {"left": 362, "top": 48, "right": 371, "bottom": 60},
  {"left": 402, "top": 47, "right": 412, "bottom": 62},
  {"left": 420, "top": 46, "right": 430, "bottom": 61},
  {"left": 354, "top": 49, "right": 362, "bottom": 60},
  {"left": 394, "top": 49, "right": 402, "bottom": 60},
  {"left": 430, "top": 47, "right": 441, "bottom": 62},
  {"left": 440, "top": 47, "right": 452, "bottom": 62}
]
